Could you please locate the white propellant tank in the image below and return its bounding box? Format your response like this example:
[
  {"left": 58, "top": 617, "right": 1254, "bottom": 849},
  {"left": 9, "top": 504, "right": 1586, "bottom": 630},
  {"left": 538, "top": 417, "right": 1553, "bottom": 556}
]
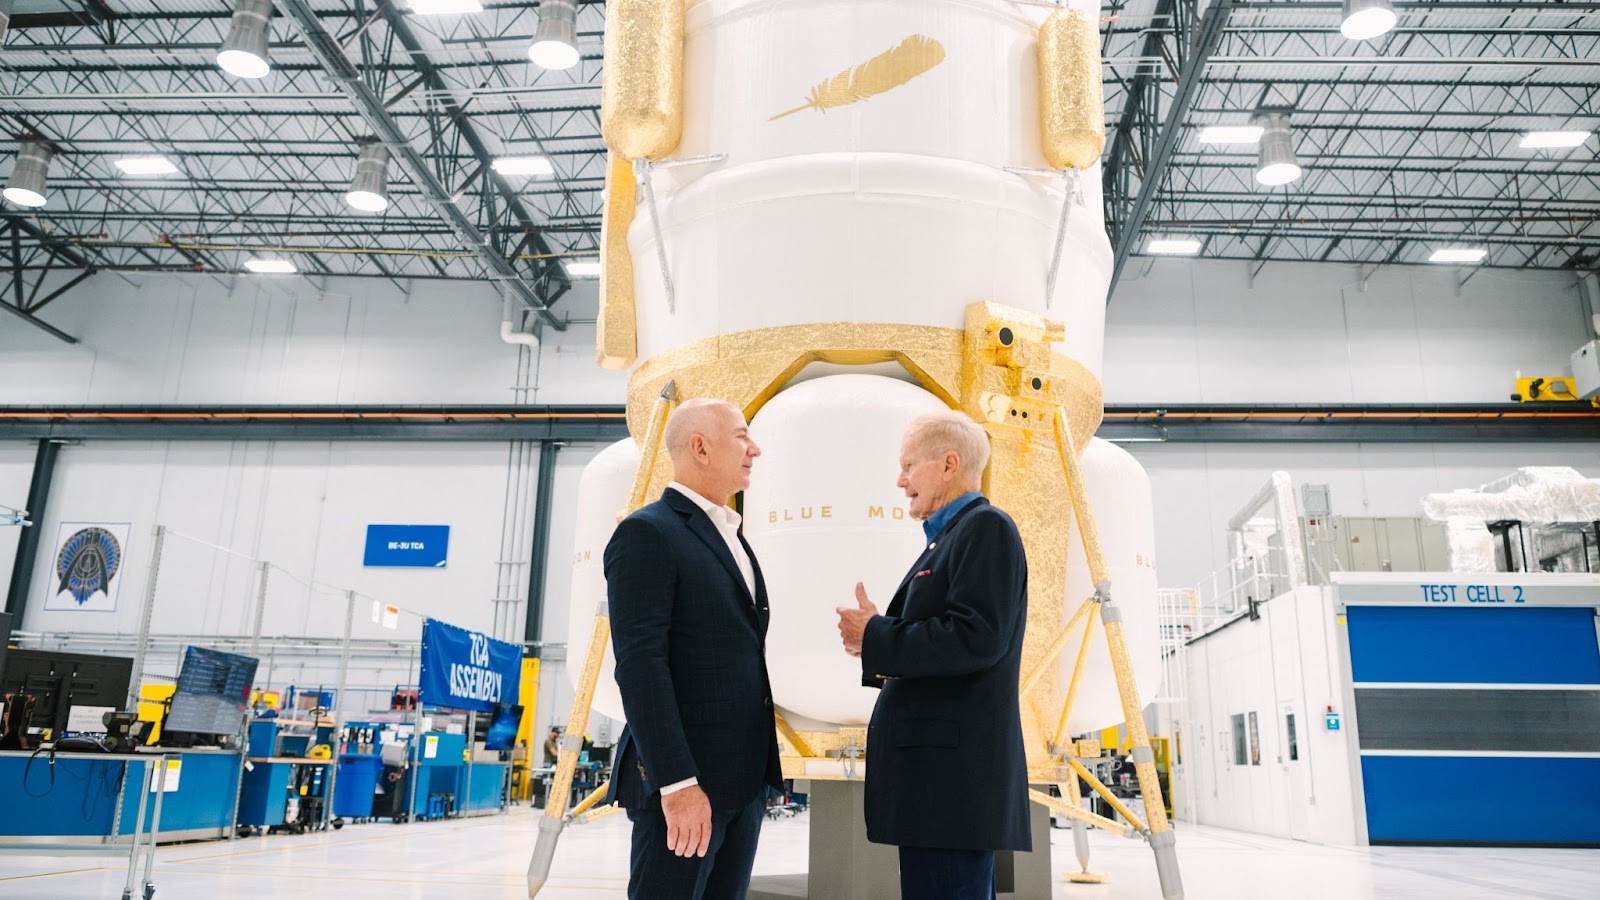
[
  {"left": 632, "top": 0, "right": 1108, "bottom": 375},
  {"left": 566, "top": 0, "right": 1157, "bottom": 737},
  {"left": 1058, "top": 438, "right": 1161, "bottom": 735}
]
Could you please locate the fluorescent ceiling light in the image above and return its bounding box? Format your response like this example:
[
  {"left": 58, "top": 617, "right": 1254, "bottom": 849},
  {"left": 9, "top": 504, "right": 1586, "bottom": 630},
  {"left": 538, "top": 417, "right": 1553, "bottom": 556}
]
[
  {"left": 1198, "top": 125, "right": 1264, "bottom": 145},
  {"left": 1147, "top": 238, "right": 1202, "bottom": 255},
  {"left": 114, "top": 156, "right": 180, "bottom": 176},
  {"left": 407, "top": 0, "right": 482, "bottom": 13},
  {"left": 2, "top": 187, "right": 46, "bottom": 208},
  {"left": 346, "top": 143, "right": 390, "bottom": 212},
  {"left": 345, "top": 190, "right": 389, "bottom": 212},
  {"left": 1255, "top": 161, "right": 1303, "bottom": 186},
  {"left": 1254, "top": 112, "right": 1303, "bottom": 186},
  {"left": 565, "top": 257, "right": 601, "bottom": 278},
  {"left": 529, "top": 0, "right": 579, "bottom": 70},
  {"left": 1428, "top": 247, "right": 1487, "bottom": 264},
  {"left": 1341, "top": 0, "right": 1397, "bottom": 41},
  {"left": 492, "top": 156, "right": 555, "bottom": 177},
  {"left": 217, "top": 0, "right": 272, "bottom": 79},
  {"left": 4, "top": 141, "right": 52, "bottom": 208},
  {"left": 244, "top": 258, "right": 297, "bottom": 273},
  {"left": 1518, "top": 130, "right": 1591, "bottom": 150}
]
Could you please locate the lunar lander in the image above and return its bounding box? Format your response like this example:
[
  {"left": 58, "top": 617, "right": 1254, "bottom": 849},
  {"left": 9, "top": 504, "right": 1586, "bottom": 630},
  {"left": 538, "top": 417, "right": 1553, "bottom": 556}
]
[{"left": 528, "top": 2, "right": 1183, "bottom": 897}]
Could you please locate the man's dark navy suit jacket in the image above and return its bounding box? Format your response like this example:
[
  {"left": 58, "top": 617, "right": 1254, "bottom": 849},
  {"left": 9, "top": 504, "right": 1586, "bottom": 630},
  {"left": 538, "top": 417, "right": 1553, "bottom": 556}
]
[
  {"left": 860, "top": 496, "right": 1032, "bottom": 851},
  {"left": 604, "top": 487, "right": 783, "bottom": 812}
]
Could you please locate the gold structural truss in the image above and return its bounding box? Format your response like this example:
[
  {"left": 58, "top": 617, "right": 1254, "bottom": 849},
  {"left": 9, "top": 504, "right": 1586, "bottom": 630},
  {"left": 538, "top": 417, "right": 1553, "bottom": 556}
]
[{"left": 526, "top": 382, "right": 677, "bottom": 898}]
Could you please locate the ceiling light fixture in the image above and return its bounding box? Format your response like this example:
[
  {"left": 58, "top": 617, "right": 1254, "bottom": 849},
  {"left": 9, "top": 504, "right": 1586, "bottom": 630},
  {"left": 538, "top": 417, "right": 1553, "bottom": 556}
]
[
  {"left": 244, "top": 258, "right": 297, "bottom": 274},
  {"left": 1428, "top": 247, "right": 1487, "bottom": 264},
  {"left": 492, "top": 156, "right": 556, "bottom": 177},
  {"left": 1518, "top": 130, "right": 1591, "bottom": 150},
  {"left": 114, "top": 156, "right": 181, "bottom": 176},
  {"left": 3, "top": 141, "right": 53, "bottom": 208},
  {"left": 217, "top": 0, "right": 273, "bottom": 79},
  {"left": 345, "top": 142, "right": 391, "bottom": 212},
  {"left": 565, "top": 257, "right": 601, "bottom": 278},
  {"left": 1147, "top": 238, "right": 1202, "bottom": 256},
  {"left": 1254, "top": 112, "right": 1303, "bottom": 187},
  {"left": 0, "top": 0, "right": 15, "bottom": 46},
  {"left": 1198, "top": 125, "right": 1265, "bottom": 145},
  {"left": 529, "top": 0, "right": 580, "bottom": 70},
  {"left": 1341, "top": 0, "right": 1397, "bottom": 41}
]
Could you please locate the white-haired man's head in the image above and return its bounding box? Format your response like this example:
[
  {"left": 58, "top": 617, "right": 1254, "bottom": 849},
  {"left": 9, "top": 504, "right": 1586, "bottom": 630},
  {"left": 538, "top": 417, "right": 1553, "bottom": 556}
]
[
  {"left": 663, "top": 398, "right": 761, "bottom": 505},
  {"left": 897, "top": 411, "right": 989, "bottom": 521}
]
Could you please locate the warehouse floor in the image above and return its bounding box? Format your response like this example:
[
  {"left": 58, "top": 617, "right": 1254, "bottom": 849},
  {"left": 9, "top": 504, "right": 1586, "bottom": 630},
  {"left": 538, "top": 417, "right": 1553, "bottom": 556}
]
[{"left": 3, "top": 805, "right": 1595, "bottom": 899}]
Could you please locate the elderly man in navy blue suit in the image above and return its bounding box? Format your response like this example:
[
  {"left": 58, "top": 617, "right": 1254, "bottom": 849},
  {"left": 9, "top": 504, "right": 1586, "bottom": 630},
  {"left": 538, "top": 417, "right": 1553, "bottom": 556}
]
[
  {"left": 837, "top": 410, "right": 1032, "bottom": 900},
  {"left": 605, "top": 397, "right": 783, "bottom": 900}
]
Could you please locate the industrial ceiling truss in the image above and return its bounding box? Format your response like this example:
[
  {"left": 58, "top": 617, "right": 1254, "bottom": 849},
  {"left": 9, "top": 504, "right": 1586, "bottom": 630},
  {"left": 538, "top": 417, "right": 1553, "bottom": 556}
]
[
  {"left": 0, "top": 0, "right": 1596, "bottom": 321},
  {"left": 1, "top": 0, "right": 606, "bottom": 324},
  {"left": 1101, "top": 0, "right": 1600, "bottom": 284}
]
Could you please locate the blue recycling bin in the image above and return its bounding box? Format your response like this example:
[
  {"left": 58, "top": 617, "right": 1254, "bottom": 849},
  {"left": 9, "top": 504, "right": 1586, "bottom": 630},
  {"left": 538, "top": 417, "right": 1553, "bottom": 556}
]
[{"left": 334, "top": 754, "right": 382, "bottom": 818}]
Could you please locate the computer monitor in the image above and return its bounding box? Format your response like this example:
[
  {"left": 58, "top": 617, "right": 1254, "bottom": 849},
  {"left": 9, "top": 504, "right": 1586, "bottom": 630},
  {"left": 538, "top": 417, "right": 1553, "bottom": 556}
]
[
  {"left": 483, "top": 703, "right": 522, "bottom": 752},
  {"left": 164, "top": 646, "right": 260, "bottom": 737},
  {"left": 0, "top": 648, "right": 134, "bottom": 737}
]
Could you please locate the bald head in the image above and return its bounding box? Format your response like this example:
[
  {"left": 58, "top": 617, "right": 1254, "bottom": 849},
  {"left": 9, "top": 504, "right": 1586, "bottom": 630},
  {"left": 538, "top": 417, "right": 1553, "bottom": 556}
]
[{"left": 664, "top": 398, "right": 761, "bottom": 504}]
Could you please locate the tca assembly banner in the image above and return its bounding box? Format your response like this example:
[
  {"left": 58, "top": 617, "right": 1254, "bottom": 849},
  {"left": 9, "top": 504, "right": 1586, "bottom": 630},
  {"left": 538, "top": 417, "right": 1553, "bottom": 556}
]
[{"left": 418, "top": 619, "right": 522, "bottom": 713}]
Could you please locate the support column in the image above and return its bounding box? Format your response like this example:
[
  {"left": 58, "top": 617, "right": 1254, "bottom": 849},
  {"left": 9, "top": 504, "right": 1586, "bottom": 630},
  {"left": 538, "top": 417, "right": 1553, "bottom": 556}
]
[
  {"left": 4, "top": 438, "right": 61, "bottom": 625},
  {"left": 523, "top": 442, "right": 560, "bottom": 649}
]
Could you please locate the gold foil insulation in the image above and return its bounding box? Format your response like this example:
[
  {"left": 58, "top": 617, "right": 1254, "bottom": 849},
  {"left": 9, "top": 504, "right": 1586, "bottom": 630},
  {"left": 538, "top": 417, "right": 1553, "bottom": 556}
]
[
  {"left": 1038, "top": 8, "right": 1106, "bottom": 171},
  {"left": 601, "top": 0, "right": 685, "bottom": 161},
  {"left": 597, "top": 152, "right": 639, "bottom": 369}
]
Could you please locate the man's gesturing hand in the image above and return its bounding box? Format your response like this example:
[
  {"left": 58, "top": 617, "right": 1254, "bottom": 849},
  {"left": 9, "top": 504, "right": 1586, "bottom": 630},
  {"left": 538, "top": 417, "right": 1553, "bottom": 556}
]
[
  {"left": 661, "top": 784, "right": 713, "bottom": 857},
  {"left": 836, "top": 582, "right": 879, "bottom": 658}
]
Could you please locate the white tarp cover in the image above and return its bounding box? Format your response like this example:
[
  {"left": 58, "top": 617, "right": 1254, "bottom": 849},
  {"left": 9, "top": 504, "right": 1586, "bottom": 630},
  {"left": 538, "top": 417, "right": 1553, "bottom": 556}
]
[{"left": 1423, "top": 467, "right": 1600, "bottom": 572}]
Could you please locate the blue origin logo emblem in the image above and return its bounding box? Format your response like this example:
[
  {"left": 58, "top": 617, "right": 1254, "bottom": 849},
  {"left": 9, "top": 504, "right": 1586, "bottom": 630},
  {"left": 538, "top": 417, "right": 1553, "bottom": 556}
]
[{"left": 56, "top": 527, "right": 122, "bottom": 605}]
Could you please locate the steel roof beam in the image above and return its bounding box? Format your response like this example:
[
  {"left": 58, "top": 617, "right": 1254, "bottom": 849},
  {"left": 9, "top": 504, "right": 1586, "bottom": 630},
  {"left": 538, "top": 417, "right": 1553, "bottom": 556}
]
[
  {"left": 273, "top": 0, "right": 566, "bottom": 329},
  {"left": 1106, "top": 0, "right": 1237, "bottom": 300}
]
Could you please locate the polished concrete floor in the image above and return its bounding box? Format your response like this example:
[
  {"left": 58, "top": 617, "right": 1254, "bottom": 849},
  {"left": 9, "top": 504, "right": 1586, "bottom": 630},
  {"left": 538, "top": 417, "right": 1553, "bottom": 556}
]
[{"left": 3, "top": 806, "right": 1595, "bottom": 899}]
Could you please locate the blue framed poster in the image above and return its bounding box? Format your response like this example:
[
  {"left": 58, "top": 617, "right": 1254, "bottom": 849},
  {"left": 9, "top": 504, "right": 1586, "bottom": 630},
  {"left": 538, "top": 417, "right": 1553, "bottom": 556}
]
[
  {"left": 363, "top": 525, "right": 450, "bottom": 568},
  {"left": 418, "top": 619, "right": 521, "bottom": 713}
]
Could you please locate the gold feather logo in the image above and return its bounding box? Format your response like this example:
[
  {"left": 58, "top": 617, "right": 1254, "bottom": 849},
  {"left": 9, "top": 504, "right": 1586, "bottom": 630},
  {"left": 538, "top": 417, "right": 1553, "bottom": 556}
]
[{"left": 769, "top": 35, "right": 947, "bottom": 122}]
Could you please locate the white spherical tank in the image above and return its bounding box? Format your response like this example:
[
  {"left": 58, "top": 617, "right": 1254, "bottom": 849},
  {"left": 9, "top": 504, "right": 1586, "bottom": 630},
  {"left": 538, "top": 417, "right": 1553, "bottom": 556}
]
[
  {"left": 743, "top": 374, "right": 950, "bottom": 725},
  {"left": 1056, "top": 438, "right": 1161, "bottom": 735},
  {"left": 563, "top": 438, "right": 642, "bottom": 723}
]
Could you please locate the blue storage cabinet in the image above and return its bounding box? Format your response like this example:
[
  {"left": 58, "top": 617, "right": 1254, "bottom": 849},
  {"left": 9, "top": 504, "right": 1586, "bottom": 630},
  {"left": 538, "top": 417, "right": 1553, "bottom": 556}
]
[
  {"left": 237, "top": 760, "right": 295, "bottom": 828},
  {"left": 458, "top": 761, "right": 508, "bottom": 814},
  {"left": 0, "top": 749, "right": 239, "bottom": 841},
  {"left": 408, "top": 732, "right": 465, "bottom": 818}
]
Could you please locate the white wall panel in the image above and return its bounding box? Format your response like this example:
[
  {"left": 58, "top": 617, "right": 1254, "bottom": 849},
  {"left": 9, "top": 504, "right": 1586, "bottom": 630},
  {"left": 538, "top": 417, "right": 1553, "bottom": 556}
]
[
  {"left": 18, "top": 440, "right": 531, "bottom": 690},
  {"left": 1182, "top": 587, "right": 1360, "bottom": 845},
  {"left": 0, "top": 273, "right": 619, "bottom": 406},
  {"left": 1105, "top": 260, "right": 1590, "bottom": 404}
]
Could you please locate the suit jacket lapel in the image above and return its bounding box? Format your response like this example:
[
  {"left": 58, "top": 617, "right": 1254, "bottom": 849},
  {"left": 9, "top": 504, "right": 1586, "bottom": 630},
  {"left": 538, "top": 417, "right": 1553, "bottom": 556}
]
[
  {"left": 676, "top": 497, "right": 756, "bottom": 605},
  {"left": 738, "top": 531, "right": 770, "bottom": 633},
  {"left": 887, "top": 498, "right": 990, "bottom": 615},
  {"left": 888, "top": 542, "right": 939, "bottom": 617}
]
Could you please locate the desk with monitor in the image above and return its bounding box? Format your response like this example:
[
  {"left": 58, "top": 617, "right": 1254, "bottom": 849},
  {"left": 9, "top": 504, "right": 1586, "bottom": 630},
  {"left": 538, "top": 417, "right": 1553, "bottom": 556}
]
[{"left": 0, "top": 644, "right": 254, "bottom": 846}]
